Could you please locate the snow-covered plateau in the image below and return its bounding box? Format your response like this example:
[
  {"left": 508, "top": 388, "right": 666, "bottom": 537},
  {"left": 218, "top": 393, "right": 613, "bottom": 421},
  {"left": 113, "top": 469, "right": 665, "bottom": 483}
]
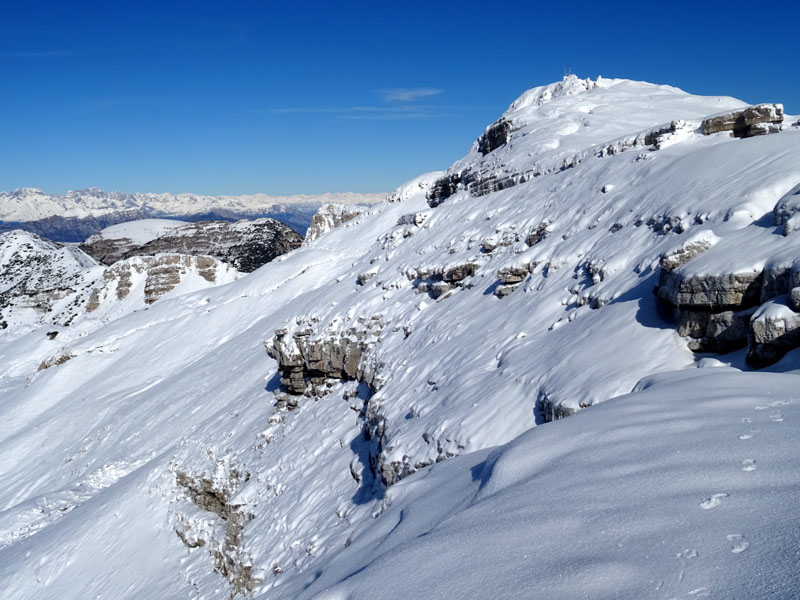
[{"left": 1, "top": 75, "right": 799, "bottom": 599}]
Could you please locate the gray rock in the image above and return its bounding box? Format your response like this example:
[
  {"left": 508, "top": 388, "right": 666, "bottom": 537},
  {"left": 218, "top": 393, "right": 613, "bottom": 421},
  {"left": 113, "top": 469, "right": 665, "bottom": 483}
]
[
  {"left": 658, "top": 270, "right": 763, "bottom": 310},
  {"left": 81, "top": 218, "right": 301, "bottom": 272},
  {"left": 790, "top": 287, "right": 800, "bottom": 312},
  {"left": 527, "top": 222, "right": 551, "bottom": 247},
  {"left": 747, "top": 298, "right": 800, "bottom": 367},
  {"left": 497, "top": 264, "right": 530, "bottom": 284},
  {"left": 495, "top": 283, "right": 520, "bottom": 298},
  {"left": 700, "top": 103, "right": 784, "bottom": 138},
  {"left": 443, "top": 263, "right": 479, "bottom": 283},
  {"left": 477, "top": 118, "right": 514, "bottom": 155},
  {"left": 680, "top": 309, "right": 753, "bottom": 353},
  {"left": 772, "top": 183, "right": 800, "bottom": 234},
  {"left": 304, "top": 203, "right": 366, "bottom": 244}
]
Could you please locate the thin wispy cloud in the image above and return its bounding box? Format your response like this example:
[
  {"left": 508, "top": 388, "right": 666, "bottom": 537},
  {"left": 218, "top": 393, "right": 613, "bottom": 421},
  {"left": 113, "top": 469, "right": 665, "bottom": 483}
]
[
  {"left": 267, "top": 105, "right": 439, "bottom": 120},
  {"left": 378, "top": 87, "right": 443, "bottom": 102},
  {"left": 265, "top": 88, "right": 453, "bottom": 120}
]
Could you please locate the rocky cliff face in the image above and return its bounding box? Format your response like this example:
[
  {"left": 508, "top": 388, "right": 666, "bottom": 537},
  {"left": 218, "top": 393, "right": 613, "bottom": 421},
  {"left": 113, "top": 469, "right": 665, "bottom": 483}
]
[
  {"left": 0, "top": 229, "right": 237, "bottom": 332},
  {"left": 303, "top": 203, "right": 367, "bottom": 244},
  {"left": 81, "top": 218, "right": 302, "bottom": 273},
  {"left": 656, "top": 185, "right": 800, "bottom": 365}
]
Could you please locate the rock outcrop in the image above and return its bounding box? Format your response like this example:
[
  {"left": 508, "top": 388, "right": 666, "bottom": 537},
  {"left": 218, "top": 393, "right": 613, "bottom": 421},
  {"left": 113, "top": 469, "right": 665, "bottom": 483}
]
[
  {"left": 81, "top": 218, "right": 302, "bottom": 272},
  {"left": 0, "top": 230, "right": 236, "bottom": 330},
  {"left": 86, "top": 254, "right": 221, "bottom": 308},
  {"left": 265, "top": 316, "right": 384, "bottom": 399},
  {"left": 772, "top": 183, "right": 800, "bottom": 235},
  {"left": 303, "top": 203, "right": 367, "bottom": 244},
  {"left": 657, "top": 223, "right": 800, "bottom": 363},
  {"left": 700, "top": 104, "right": 784, "bottom": 138},
  {"left": 477, "top": 118, "right": 514, "bottom": 155}
]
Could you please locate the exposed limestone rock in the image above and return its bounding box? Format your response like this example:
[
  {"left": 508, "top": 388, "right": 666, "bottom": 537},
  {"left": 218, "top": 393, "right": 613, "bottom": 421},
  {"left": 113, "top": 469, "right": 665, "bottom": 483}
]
[
  {"left": 700, "top": 104, "right": 784, "bottom": 138},
  {"left": 426, "top": 173, "right": 462, "bottom": 207},
  {"left": 82, "top": 218, "right": 301, "bottom": 272},
  {"left": 658, "top": 270, "right": 762, "bottom": 310},
  {"left": 790, "top": 287, "right": 800, "bottom": 312},
  {"left": 408, "top": 262, "right": 479, "bottom": 298},
  {"left": 747, "top": 298, "right": 800, "bottom": 367},
  {"left": 759, "top": 258, "right": 800, "bottom": 303},
  {"left": 527, "top": 221, "right": 551, "bottom": 247},
  {"left": 679, "top": 309, "right": 753, "bottom": 353},
  {"left": 443, "top": 262, "right": 479, "bottom": 283},
  {"left": 477, "top": 118, "right": 514, "bottom": 155},
  {"left": 429, "top": 282, "right": 452, "bottom": 299},
  {"left": 356, "top": 270, "right": 377, "bottom": 286},
  {"left": 495, "top": 283, "right": 521, "bottom": 298},
  {"left": 772, "top": 183, "right": 800, "bottom": 235},
  {"left": 497, "top": 264, "right": 531, "bottom": 284},
  {"left": 480, "top": 230, "right": 518, "bottom": 253},
  {"left": 304, "top": 203, "right": 366, "bottom": 244},
  {"left": 265, "top": 317, "right": 384, "bottom": 397},
  {"left": 37, "top": 350, "right": 75, "bottom": 371},
  {"left": 536, "top": 390, "right": 580, "bottom": 423},
  {"left": 174, "top": 466, "right": 260, "bottom": 597},
  {"left": 396, "top": 211, "right": 430, "bottom": 227},
  {"left": 658, "top": 233, "right": 719, "bottom": 273},
  {"left": 86, "top": 254, "right": 222, "bottom": 310}
]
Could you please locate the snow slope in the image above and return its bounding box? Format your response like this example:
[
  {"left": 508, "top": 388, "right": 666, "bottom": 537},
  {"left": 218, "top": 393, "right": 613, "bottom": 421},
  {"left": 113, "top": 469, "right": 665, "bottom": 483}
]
[
  {"left": 84, "top": 219, "right": 190, "bottom": 246},
  {"left": 0, "top": 76, "right": 799, "bottom": 599},
  {"left": 304, "top": 368, "right": 800, "bottom": 600}
]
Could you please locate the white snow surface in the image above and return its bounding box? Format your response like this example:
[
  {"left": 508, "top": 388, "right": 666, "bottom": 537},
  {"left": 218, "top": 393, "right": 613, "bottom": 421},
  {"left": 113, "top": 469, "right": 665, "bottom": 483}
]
[
  {"left": 0, "top": 76, "right": 799, "bottom": 599},
  {"left": 0, "top": 188, "right": 386, "bottom": 222},
  {"left": 84, "top": 218, "right": 190, "bottom": 245}
]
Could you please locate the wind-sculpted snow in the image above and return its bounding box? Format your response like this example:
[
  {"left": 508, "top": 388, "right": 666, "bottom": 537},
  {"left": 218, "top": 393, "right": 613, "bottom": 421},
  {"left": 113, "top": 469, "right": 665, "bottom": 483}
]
[
  {"left": 300, "top": 369, "right": 800, "bottom": 600},
  {"left": 0, "top": 76, "right": 799, "bottom": 599}
]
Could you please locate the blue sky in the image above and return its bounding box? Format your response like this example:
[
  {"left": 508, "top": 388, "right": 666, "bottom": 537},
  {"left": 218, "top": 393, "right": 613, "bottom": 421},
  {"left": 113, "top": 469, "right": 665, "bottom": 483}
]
[{"left": 1, "top": 0, "right": 797, "bottom": 196}]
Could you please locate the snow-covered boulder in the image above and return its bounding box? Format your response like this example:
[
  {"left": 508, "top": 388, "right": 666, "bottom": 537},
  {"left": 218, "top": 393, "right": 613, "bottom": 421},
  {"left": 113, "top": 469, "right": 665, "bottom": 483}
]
[{"left": 772, "top": 182, "right": 800, "bottom": 234}]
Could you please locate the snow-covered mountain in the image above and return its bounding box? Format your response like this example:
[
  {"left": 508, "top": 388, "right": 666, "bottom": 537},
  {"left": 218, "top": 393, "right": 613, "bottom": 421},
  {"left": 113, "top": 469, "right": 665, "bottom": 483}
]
[
  {"left": 80, "top": 218, "right": 303, "bottom": 272},
  {"left": 0, "top": 189, "right": 385, "bottom": 241},
  {"left": 1, "top": 75, "right": 799, "bottom": 600},
  {"left": 0, "top": 229, "right": 241, "bottom": 336}
]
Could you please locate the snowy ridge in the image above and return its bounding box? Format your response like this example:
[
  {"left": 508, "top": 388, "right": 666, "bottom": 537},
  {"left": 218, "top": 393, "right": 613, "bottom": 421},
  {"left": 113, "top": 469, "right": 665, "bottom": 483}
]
[
  {"left": 0, "top": 188, "right": 386, "bottom": 223},
  {"left": 0, "top": 76, "right": 799, "bottom": 599},
  {"left": 83, "top": 219, "right": 190, "bottom": 246}
]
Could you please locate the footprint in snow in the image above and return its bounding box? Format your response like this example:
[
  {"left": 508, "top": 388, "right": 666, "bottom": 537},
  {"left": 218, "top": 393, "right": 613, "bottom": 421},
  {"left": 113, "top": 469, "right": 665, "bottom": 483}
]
[
  {"left": 726, "top": 534, "right": 750, "bottom": 554},
  {"left": 738, "top": 433, "right": 754, "bottom": 440},
  {"left": 741, "top": 459, "right": 757, "bottom": 472},
  {"left": 741, "top": 417, "right": 751, "bottom": 423},
  {"left": 770, "top": 412, "right": 784, "bottom": 423},
  {"left": 700, "top": 493, "right": 728, "bottom": 510}
]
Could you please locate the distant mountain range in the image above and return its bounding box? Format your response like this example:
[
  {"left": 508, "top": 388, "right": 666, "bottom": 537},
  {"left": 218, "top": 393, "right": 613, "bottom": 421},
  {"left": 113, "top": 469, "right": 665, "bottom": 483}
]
[{"left": 0, "top": 187, "right": 385, "bottom": 241}]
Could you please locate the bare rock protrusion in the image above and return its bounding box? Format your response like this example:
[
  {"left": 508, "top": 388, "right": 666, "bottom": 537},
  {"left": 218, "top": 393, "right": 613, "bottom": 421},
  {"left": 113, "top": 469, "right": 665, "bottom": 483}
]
[{"left": 700, "top": 104, "right": 784, "bottom": 139}]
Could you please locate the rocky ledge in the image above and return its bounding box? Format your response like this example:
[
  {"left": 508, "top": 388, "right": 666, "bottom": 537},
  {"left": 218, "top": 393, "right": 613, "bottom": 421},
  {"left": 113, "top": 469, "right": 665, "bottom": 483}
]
[
  {"left": 81, "top": 218, "right": 302, "bottom": 272},
  {"left": 656, "top": 184, "right": 800, "bottom": 365}
]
